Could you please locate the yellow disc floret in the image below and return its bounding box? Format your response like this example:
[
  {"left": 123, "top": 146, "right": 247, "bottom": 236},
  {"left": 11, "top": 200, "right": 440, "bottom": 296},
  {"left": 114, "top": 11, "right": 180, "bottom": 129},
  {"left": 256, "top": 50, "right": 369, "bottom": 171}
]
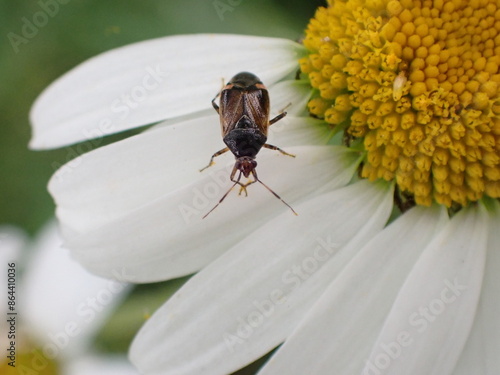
[{"left": 301, "top": 0, "right": 500, "bottom": 207}]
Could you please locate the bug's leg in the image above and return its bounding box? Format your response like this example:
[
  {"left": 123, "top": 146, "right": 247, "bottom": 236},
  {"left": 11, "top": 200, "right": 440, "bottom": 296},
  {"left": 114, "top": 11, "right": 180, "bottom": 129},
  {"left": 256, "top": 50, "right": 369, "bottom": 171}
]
[
  {"left": 269, "top": 111, "right": 287, "bottom": 125},
  {"left": 228, "top": 168, "right": 251, "bottom": 197},
  {"left": 263, "top": 143, "right": 296, "bottom": 158},
  {"left": 199, "top": 147, "right": 230, "bottom": 172},
  {"left": 211, "top": 77, "right": 226, "bottom": 113},
  {"left": 229, "top": 164, "right": 239, "bottom": 183},
  {"left": 211, "top": 92, "right": 220, "bottom": 113},
  {"left": 236, "top": 177, "right": 258, "bottom": 196},
  {"left": 269, "top": 102, "right": 291, "bottom": 125}
]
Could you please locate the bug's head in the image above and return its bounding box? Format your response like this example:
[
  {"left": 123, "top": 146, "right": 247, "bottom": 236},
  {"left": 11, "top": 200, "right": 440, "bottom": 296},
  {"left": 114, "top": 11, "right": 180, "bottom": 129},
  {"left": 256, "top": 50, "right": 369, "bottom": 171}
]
[{"left": 235, "top": 157, "right": 257, "bottom": 178}]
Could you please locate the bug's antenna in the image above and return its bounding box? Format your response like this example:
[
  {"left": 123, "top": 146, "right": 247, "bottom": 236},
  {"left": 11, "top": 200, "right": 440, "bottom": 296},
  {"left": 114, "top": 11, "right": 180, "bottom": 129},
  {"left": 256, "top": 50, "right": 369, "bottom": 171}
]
[
  {"left": 202, "top": 170, "right": 298, "bottom": 219},
  {"left": 256, "top": 178, "right": 298, "bottom": 216},
  {"left": 202, "top": 180, "right": 239, "bottom": 219}
]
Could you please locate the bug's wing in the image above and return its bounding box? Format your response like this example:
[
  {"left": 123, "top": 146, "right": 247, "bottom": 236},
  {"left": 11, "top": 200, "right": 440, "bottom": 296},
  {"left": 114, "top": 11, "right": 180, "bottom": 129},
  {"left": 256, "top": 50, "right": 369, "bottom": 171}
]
[
  {"left": 245, "top": 88, "right": 270, "bottom": 135},
  {"left": 219, "top": 89, "right": 245, "bottom": 136}
]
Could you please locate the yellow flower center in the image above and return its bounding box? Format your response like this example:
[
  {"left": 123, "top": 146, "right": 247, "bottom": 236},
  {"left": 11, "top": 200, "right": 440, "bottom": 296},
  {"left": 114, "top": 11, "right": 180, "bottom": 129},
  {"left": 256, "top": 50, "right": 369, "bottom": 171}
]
[
  {"left": 0, "top": 347, "right": 59, "bottom": 375},
  {"left": 301, "top": 0, "right": 500, "bottom": 207}
]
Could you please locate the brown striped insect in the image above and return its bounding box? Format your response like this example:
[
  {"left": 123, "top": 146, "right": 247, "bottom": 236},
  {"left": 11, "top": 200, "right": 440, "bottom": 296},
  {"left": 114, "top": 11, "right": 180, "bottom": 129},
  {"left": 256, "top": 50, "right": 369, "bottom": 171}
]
[{"left": 200, "top": 72, "right": 297, "bottom": 218}]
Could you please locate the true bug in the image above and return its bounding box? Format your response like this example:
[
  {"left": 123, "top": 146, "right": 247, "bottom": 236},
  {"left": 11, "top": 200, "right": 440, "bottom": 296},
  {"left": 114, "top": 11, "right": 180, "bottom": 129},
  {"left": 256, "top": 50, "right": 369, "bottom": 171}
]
[{"left": 200, "top": 72, "right": 297, "bottom": 218}]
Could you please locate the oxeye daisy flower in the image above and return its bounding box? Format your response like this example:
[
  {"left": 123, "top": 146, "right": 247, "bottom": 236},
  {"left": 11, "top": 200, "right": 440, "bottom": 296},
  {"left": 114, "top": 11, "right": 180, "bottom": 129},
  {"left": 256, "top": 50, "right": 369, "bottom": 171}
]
[{"left": 30, "top": 0, "right": 500, "bottom": 374}]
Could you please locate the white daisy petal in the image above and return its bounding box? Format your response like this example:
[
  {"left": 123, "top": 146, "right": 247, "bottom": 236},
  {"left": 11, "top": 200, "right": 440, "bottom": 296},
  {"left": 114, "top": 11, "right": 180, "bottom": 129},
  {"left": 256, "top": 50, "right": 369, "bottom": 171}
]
[
  {"left": 49, "top": 114, "right": 331, "bottom": 235},
  {"left": 22, "top": 221, "right": 131, "bottom": 357},
  {"left": 267, "top": 79, "right": 312, "bottom": 117},
  {"left": 64, "top": 355, "right": 139, "bottom": 375},
  {"left": 64, "top": 144, "right": 360, "bottom": 282},
  {"left": 129, "top": 180, "right": 394, "bottom": 375},
  {"left": 49, "top": 114, "right": 222, "bottom": 235},
  {"left": 269, "top": 116, "right": 333, "bottom": 147},
  {"left": 452, "top": 201, "right": 500, "bottom": 375},
  {"left": 361, "top": 204, "right": 488, "bottom": 375},
  {"left": 258, "top": 205, "right": 448, "bottom": 375},
  {"left": 30, "top": 34, "right": 303, "bottom": 149}
]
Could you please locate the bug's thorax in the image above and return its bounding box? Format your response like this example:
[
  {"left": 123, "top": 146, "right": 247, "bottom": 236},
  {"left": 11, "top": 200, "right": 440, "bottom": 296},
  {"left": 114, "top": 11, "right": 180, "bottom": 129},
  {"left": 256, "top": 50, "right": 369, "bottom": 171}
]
[{"left": 223, "top": 126, "right": 267, "bottom": 159}]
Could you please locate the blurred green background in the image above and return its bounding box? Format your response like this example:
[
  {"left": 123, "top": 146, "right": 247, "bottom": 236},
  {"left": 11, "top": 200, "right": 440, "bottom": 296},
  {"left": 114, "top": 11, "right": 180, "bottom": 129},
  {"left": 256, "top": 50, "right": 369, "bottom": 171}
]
[{"left": 1, "top": 1, "right": 324, "bottom": 373}]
